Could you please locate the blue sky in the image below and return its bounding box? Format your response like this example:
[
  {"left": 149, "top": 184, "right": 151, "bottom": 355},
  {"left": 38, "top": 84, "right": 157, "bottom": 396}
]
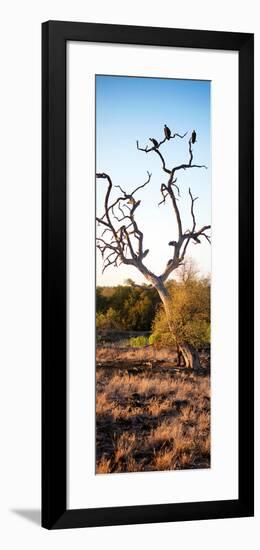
[{"left": 96, "top": 75, "right": 211, "bottom": 286}]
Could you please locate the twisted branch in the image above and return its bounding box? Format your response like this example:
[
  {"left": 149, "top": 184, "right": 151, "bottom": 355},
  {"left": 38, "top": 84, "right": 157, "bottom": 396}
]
[
  {"left": 97, "top": 128, "right": 210, "bottom": 284},
  {"left": 96, "top": 171, "right": 153, "bottom": 274}
]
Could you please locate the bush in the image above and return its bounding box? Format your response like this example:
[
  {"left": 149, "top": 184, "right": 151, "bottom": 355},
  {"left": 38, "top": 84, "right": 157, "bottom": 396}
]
[
  {"left": 96, "top": 284, "right": 160, "bottom": 331},
  {"left": 96, "top": 307, "right": 121, "bottom": 330},
  {"left": 129, "top": 335, "right": 149, "bottom": 347},
  {"left": 148, "top": 331, "right": 175, "bottom": 347},
  {"left": 148, "top": 333, "right": 159, "bottom": 346},
  {"left": 151, "top": 278, "right": 210, "bottom": 348}
]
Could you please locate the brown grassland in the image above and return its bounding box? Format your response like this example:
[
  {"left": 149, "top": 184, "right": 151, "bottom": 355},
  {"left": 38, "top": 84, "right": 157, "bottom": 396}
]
[{"left": 96, "top": 346, "right": 210, "bottom": 474}]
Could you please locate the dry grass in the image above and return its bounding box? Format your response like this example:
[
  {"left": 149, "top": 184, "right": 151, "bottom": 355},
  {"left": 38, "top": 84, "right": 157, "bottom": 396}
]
[
  {"left": 96, "top": 348, "right": 210, "bottom": 474},
  {"left": 96, "top": 345, "right": 178, "bottom": 364}
]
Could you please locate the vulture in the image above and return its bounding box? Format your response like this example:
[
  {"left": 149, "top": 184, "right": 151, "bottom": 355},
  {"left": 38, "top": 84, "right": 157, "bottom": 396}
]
[
  {"left": 191, "top": 130, "right": 197, "bottom": 144},
  {"left": 142, "top": 249, "right": 149, "bottom": 259},
  {"left": 149, "top": 138, "right": 159, "bottom": 148},
  {"left": 164, "top": 124, "right": 171, "bottom": 140},
  {"left": 127, "top": 197, "right": 136, "bottom": 205},
  {"left": 127, "top": 198, "right": 141, "bottom": 210},
  {"left": 193, "top": 235, "right": 201, "bottom": 244}
]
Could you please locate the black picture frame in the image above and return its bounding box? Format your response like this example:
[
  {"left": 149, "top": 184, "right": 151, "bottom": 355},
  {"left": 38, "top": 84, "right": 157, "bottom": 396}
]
[{"left": 42, "top": 20, "right": 254, "bottom": 529}]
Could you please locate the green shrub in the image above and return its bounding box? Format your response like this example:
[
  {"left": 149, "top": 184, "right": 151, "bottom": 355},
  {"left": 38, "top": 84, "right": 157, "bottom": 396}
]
[
  {"left": 96, "top": 307, "right": 121, "bottom": 330},
  {"left": 149, "top": 331, "right": 175, "bottom": 347},
  {"left": 151, "top": 277, "right": 210, "bottom": 348},
  {"left": 96, "top": 284, "right": 160, "bottom": 331},
  {"left": 148, "top": 333, "right": 168, "bottom": 346},
  {"left": 129, "top": 335, "right": 149, "bottom": 347}
]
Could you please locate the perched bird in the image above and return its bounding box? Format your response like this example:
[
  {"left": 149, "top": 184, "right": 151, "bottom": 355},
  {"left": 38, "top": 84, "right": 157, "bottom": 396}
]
[
  {"left": 149, "top": 138, "right": 159, "bottom": 148},
  {"left": 142, "top": 249, "right": 149, "bottom": 259},
  {"left": 164, "top": 124, "right": 171, "bottom": 140},
  {"left": 193, "top": 235, "right": 201, "bottom": 244},
  {"left": 127, "top": 198, "right": 140, "bottom": 210},
  {"left": 168, "top": 240, "right": 178, "bottom": 246},
  {"left": 191, "top": 130, "right": 197, "bottom": 144}
]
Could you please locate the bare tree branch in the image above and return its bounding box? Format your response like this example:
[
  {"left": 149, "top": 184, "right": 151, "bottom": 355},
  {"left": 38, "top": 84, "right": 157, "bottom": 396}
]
[
  {"left": 96, "top": 171, "right": 154, "bottom": 275},
  {"left": 96, "top": 129, "right": 210, "bottom": 288},
  {"left": 136, "top": 131, "right": 187, "bottom": 153},
  {"left": 137, "top": 133, "right": 207, "bottom": 178},
  {"left": 167, "top": 174, "right": 183, "bottom": 239}
]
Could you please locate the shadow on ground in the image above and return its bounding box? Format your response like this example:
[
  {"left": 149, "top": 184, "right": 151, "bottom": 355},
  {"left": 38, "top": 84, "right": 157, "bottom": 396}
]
[{"left": 11, "top": 509, "right": 41, "bottom": 526}]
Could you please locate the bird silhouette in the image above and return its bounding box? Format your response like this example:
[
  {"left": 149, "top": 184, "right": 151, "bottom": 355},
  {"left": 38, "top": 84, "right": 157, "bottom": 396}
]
[
  {"left": 164, "top": 124, "right": 171, "bottom": 140},
  {"left": 142, "top": 249, "right": 149, "bottom": 259},
  {"left": 191, "top": 130, "right": 197, "bottom": 144},
  {"left": 149, "top": 138, "right": 159, "bottom": 148}
]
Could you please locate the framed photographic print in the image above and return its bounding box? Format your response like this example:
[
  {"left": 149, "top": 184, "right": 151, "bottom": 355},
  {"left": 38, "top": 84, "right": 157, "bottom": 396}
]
[{"left": 42, "top": 21, "right": 254, "bottom": 529}]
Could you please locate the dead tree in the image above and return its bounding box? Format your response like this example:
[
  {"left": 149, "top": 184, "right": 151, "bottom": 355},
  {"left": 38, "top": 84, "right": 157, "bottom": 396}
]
[{"left": 96, "top": 129, "right": 211, "bottom": 370}]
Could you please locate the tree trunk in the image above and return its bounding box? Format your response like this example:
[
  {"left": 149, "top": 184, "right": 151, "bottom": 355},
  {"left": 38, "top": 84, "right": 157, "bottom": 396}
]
[
  {"left": 154, "top": 279, "right": 201, "bottom": 371},
  {"left": 178, "top": 342, "right": 201, "bottom": 371}
]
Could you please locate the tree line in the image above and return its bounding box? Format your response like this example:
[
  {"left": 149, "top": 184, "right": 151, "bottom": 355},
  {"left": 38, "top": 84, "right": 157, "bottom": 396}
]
[
  {"left": 96, "top": 267, "right": 210, "bottom": 348},
  {"left": 96, "top": 280, "right": 160, "bottom": 332}
]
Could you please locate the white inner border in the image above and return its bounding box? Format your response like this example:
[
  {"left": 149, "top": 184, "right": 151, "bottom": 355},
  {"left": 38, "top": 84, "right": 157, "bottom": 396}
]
[{"left": 67, "top": 42, "right": 238, "bottom": 509}]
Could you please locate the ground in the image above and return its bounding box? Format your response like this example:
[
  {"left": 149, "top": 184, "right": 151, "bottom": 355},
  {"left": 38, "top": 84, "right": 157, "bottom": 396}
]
[{"left": 96, "top": 345, "right": 210, "bottom": 474}]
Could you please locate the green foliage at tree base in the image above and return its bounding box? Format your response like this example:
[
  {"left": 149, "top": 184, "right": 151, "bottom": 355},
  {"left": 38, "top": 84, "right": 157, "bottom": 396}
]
[
  {"left": 151, "top": 276, "right": 210, "bottom": 348},
  {"left": 96, "top": 270, "right": 210, "bottom": 350},
  {"left": 129, "top": 335, "right": 149, "bottom": 347}
]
